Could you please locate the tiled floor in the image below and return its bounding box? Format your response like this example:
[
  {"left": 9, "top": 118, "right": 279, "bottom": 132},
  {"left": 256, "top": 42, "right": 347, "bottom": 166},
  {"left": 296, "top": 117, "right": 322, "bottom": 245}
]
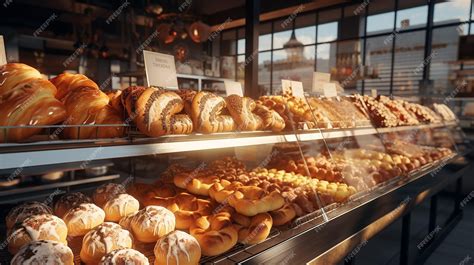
[{"left": 340, "top": 194, "right": 474, "bottom": 265}]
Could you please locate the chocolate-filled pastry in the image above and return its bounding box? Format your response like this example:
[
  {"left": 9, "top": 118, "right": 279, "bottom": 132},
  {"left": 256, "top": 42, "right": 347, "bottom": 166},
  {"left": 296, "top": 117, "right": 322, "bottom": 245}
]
[
  {"left": 135, "top": 87, "right": 193, "bottom": 137},
  {"left": 225, "top": 94, "right": 263, "bottom": 131},
  {"left": 191, "top": 91, "right": 236, "bottom": 133},
  {"left": 253, "top": 103, "right": 286, "bottom": 132}
]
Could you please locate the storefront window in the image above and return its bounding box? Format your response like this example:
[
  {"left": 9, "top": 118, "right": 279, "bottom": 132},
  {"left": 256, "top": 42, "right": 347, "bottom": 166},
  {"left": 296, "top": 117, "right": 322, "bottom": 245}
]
[
  {"left": 434, "top": 0, "right": 471, "bottom": 24},
  {"left": 258, "top": 51, "right": 272, "bottom": 94},
  {"left": 364, "top": 35, "right": 393, "bottom": 95},
  {"left": 367, "top": 12, "right": 395, "bottom": 34},
  {"left": 396, "top": 6, "right": 428, "bottom": 29},
  {"left": 295, "top": 26, "right": 316, "bottom": 45},
  {"left": 273, "top": 30, "right": 292, "bottom": 50},
  {"left": 317, "top": 22, "right": 338, "bottom": 43},
  {"left": 259, "top": 34, "right": 272, "bottom": 51}
]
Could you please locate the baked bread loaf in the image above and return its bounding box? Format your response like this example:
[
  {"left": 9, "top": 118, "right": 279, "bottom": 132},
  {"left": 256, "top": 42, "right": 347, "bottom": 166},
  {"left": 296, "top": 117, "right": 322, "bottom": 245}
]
[
  {"left": 234, "top": 212, "right": 272, "bottom": 244},
  {"left": 0, "top": 63, "right": 67, "bottom": 142},
  {"left": 11, "top": 240, "right": 74, "bottom": 265},
  {"left": 154, "top": 230, "right": 201, "bottom": 265},
  {"left": 103, "top": 193, "right": 140, "bottom": 222},
  {"left": 131, "top": 206, "right": 176, "bottom": 243},
  {"left": 269, "top": 203, "right": 297, "bottom": 226},
  {"left": 99, "top": 248, "right": 149, "bottom": 265},
  {"left": 225, "top": 94, "right": 263, "bottom": 131},
  {"left": 6, "top": 201, "right": 52, "bottom": 230},
  {"left": 190, "top": 212, "right": 238, "bottom": 256},
  {"left": 191, "top": 91, "right": 236, "bottom": 133},
  {"left": 53, "top": 192, "right": 92, "bottom": 218},
  {"left": 80, "top": 222, "right": 134, "bottom": 264},
  {"left": 228, "top": 186, "right": 285, "bottom": 216},
  {"left": 135, "top": 87, "right": 193, "bottom": 137},
  {"left": 8, "top": 214, "right": 68, "bottom": 254},
  {"left": 93, "top": 183, "right": 126, "bottom": 208},
  {"left": 62, "top": 203, "right": 105, "bottom": 236}
]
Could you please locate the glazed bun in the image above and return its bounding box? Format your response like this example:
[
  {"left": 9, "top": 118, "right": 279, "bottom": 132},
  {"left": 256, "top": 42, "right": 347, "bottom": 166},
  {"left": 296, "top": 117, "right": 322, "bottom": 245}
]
[
  {"left": 6, "top": 201, "right": 52, "bottom": 230},
  {"left": 11, "top": 240, "right": 74, "bottom": 265},
  {"left": 93, "top": 183, "right": 126, "bottom": 207},
  {"left": 131, "top": 206, "right": 175, "bottom": 243},
  {"left": 53, "top": 192, "right": 92, "bottom": 218},
  {"left": 8, "top": 214, "right": 68, "bottom": 254},
  {"left": 103, "top": 193, "right": 139, "bottom": 222},
  {"left": 99, "top": 248, "right": 149, "bottom": 265},
  {"left": 154, "top": 230, "right": 201, "bottom": 265},
  {"left": 62, "top": 203, "right": 105, "bottom": 236},
  {"left": 80, "top": 222, "right": 134, "bottom": 264}
]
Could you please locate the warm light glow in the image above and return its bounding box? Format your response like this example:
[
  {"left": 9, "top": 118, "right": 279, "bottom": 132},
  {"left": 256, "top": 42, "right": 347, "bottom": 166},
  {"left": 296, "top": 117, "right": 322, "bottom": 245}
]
[{"left": 193, "top": 28, "right": 199, "bottom": 36}]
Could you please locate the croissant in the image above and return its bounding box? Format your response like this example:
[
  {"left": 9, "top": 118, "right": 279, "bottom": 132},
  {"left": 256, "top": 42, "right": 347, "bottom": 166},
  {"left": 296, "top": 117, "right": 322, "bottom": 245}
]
[
  {"left": 0, "top": 63, "right": 67, "bottom": 142},
  {"left": 135, "top": 87, "right": 193, "bottom": 137},
  {"left": 191, "top": 91, "right": 236, "bottom": 133},
  {"left": 50, "top": 73, "right": 124, "bottom": 139}
]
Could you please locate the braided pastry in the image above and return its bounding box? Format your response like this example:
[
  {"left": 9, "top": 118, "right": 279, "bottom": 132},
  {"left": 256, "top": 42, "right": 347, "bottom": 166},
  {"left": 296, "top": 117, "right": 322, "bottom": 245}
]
[{"left": 191, "top": 91, "right": 236, "bottom": 133}]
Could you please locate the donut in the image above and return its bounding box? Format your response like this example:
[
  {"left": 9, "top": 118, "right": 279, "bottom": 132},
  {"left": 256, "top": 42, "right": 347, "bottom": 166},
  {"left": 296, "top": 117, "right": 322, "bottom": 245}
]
[{"left": 154, "top": 230, "right": 201, "bottom": 265}]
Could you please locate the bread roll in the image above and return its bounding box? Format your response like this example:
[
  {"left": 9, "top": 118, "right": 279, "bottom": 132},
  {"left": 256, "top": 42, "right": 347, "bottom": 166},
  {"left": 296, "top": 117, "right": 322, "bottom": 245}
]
[
  {"left": 6, "top": 201, "right": 52, "bottom": 230},
  {"left": 93, "top": 183, "right": 126, "bottom": 208},
  {"left": 103, "top": 193, "right": 139, "bottom": 222},
  {"left": 225, "top": 94, "right": 263, "bottom": 131},
  {"left": 118, "top": 212, "right": 137, "bottom": 231},
  {"left": 121, "top": 86, "right": 146, "bottom": 119},
  {"left": 191, "top": 91, "right": 236, "bottom": 133},
  {"left": 131, "top": 206, "right": 175, "bottom": 243},
  {"left": 80, "top": 222, "right": 134, "bottom": 264},
  {"left": 53, "top": 192, "right": 91, "bottom": 218},
  {"left": 62, "top": 203, "right": 105, "bottom": 236},
  {"left": 8, "top": 214, "right": 68, "bottom": 254},
  {"left": 154, "top": 230, "right": 201, "bottom": 265},
  {"left": 235, "top": 213, "right": 272, "bottom": 245},
  {"left": 11, "top": 240, "right": 74, "bottom": 265},
  {"left": 99, "top": 248, "right": 149, "bottom": 265}
]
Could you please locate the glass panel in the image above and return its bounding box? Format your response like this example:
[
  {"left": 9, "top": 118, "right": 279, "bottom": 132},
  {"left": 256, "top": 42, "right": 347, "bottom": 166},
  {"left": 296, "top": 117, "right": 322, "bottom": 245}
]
[
  {"left": 221, "top": 30, "right": 236, "bottom": 56},
  {"left": 295, "top": 26, "right": 316, "bottom": 45},
  {"left": 259, "top": 34, "right": 272, "bottom": 51},
  {"left": 471, "top": 23, "right": 474, "bottom": 35},
  {"left": 273, "top": 30, "right": 292, "bottom": 49},
  {"left": 258, "top": 51, "right": 272, "bottom": 95},
  {"left": 367, "top": 12, "right": 395, "bottom": 34},
  {"left": 317, "top": 22, "right": 338, "bottom": 43},
  {"left": 237, "top": 55, "right": 245, "bottom": 83},
  {"left": 333, "top": 40, "right": 364, "bottom": 93},
  {"left": 364, "top": 35, "right": 393, "bottom": 95},
  {"left": 392, "top": 30, "right": 426, "bottom": 97},
  {"left": 237, "top": 39, "right": 245, "bottom": 55},
  {"left": 396, "top": 6, "right": 428, "bottom": 30},
  {"left": 434, "top": 0, "right": 471, "bottom": 24},
  {"left": 316, "top": 43, "right": 336, "bottom": 73}
]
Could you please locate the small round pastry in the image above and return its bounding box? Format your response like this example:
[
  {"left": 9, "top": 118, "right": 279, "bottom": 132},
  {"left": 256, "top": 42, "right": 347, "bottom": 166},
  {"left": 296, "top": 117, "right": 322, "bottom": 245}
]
[
  {"left": 62, "top": 203, "right": 105, "bottom": 236},
  {"left": 11, "top": 240, "right": 74, "bottom": 265},
  {"left": 80, "top": 222, "right": 134, "bottom": 265},
  {"left": 131, "top": 206, "right": 176, "bottom": 243},
  {"left": 93, "top": 183, "right": 126, "bottom": 208},
  {"left": 53, "top": 192, "right": 92, "bottom": 218},
  {"left": 8, "top": 214, "right": 68, "bottom": 254},
  {"left": 103, "top": 193, "right": 140, "bottom": 222},
  {"left": 6, "top": 201, "right": 52, "bottom": 230},
  {"left": 99, "top": 248, "right": 149, "bottom": 265},
  {"left": 154, "top": 230, "right": 201, "bottom": 265},
  {"left": 190, "top": 212, "right": 238, "bottom": 256}
]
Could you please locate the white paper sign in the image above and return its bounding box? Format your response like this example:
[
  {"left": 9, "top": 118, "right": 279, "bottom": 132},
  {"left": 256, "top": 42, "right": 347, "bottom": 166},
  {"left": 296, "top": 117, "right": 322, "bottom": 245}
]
[
  {"left": 281, "top": 79, "right": 304, "bottom": 98},
  {"left": 0, "top": 36, "right": 6, "bottom": 65},
  {"left": 312, "top": 72, "right": 331, "bottom": 92},
  {"left": 224, "top": 80, "right": 243, "bottom": 96},
  {"left": 371, "top": 89, "right": 377, "bottom": 97},
  {"left": 281, "top": 79, "right": 292, "bottom": 94},
  {"left": 323, "top": 83, "right": 337, "bottom": 98},
  {"left": 143, "top": 50, "right": 178, "bottom": 90}
]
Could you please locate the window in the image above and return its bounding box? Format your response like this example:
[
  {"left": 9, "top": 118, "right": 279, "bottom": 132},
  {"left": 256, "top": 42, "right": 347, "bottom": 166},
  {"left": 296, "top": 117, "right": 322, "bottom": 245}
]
[
  {"left": 237, "top": 39, "right": 245, "bottom": 55},
  {"left": 258, "top": 52, "right": 272, "bottom": 94},
  {"left": 367, "top": 12, "right": 395, "bottom": 34},
  {"left": 434, "top": 0, "right": 471, "bottom": 25},
  {"left": 317, "top": 22, "right": 338, "bottom": 43},
  {"left": 273, "top": 30, "right": 292, "bottom": 49},
  {"left": 364, "top": 35, "right": 393, "bottom": 95},
  {"left": 396, "top": 6, "right": 428, "bottom": 29},
  {"left": 295, "top": 26, "right": 316, "bottom": 45},
  {"left": 259, "top": 34, "right": 272, "bottom": 52}
]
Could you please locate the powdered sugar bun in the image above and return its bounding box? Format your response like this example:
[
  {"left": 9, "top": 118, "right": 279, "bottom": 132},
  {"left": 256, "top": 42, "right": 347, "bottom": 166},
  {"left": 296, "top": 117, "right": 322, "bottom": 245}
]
[
  {"left": 154, "top": 230, "right": 201, "bottom": 265},
  {"left": 6, "top": 201, "right": 52, "bottom": 230},
  {"left": 63, "top": 203, "right": 105, "bottom": 236},
  {"left": 93, "top": 183, "right": 126, "bottom": 207},
  {"left": 99, "top": 248, "right": 149, "bottom": 265},
  {"left": 8, "top": 214, "right": 68, "bottom": 254},
  {"left": 54, "top": 192, "right": 91, "bottom": 218},
  {"left": 80, "top": 222, "right": 134, "bottom": 264},
  {"left": 11, "top": 240, "right": 74, "bottom": 265},
  {"left": 104, "top": 193, "right": 139, "bottom": 222},
  {"left": 131, "top": 206, "right": 175, "bottom": 243}
]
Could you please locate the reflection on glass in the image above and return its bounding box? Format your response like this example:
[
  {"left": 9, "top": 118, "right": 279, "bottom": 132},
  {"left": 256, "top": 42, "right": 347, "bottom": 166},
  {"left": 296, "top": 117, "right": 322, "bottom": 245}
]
[
  {"left": 295, "top": 26, "right": 316, "bottom": 45},
  {"left": 334, "top": 40, "right": 363, "bottom": 91},
  {"left": 364, "top": 35, "right": 393, "bottom": 95},
  {"left": 273, "top": 30, "right": 292, "bottom": 49},
  {"left": 316, "top": 43, "right": 336, "bottom": 74},
  {"left": 317, "top": 22, "right": 338, "bottom": 43},
  {"left": 392, "top": 31, "right": 426, "bottom": 97},
  {"left": 237, "top": 55, "right": 245, "bottom": 82},
  {"left": 396, "top": 6, "right": 428, "bottom": 29},
  {"left": 367, "top": 12, "right": 395, "bottom": 34},
  {"left": 259, "top": 34, "right": 272, "bottom": 51},
  {"left": 434, "top": 0, "right": 470, "bottom": 24},
  {"left": 238, "top": 39, "right": 245, "bottom": 55},
  {"left": 258, "top": 52, "right": 272, "bottom": 94}
]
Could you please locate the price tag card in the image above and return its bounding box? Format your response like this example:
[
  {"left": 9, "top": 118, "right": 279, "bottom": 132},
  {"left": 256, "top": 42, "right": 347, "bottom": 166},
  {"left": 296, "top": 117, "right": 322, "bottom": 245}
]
[
  {"left": 224, "top": 80, "right": 243, "bottom": 96},
  {"left": 312, "top": 72, "right": 331, "bottom": 92},
  {"left": 143, "top": 50, "right": 178, "bottom": 90},
  {"left": 323, "top": 83, "right": 337, "bottom": 98},
  {"left": 371, "top": 89, "right": 377, "bottom": 97},
  {"left": 291, "top": 81, "right": 305, "bottom": 99},
  {"left": 281, "top": 79, "right": 292, "bottom": 94},
  {"left": 0, "top": 36, "right": 6, "bottom": 65}
]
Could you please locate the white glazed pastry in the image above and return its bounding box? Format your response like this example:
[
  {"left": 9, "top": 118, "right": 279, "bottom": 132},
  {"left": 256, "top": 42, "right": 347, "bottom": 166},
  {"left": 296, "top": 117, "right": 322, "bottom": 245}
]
[
  {"left": 103, "top": 193, "right": 139, "bottom": 222},
  {"left": 62, "top": 203, "right": 105, "bottom": 236},
  {"left": 131, "top": 206, "right": 175, "bottom": 243},
  {"left": 11, "top": 240, "right": 74, "bottom": 265},
  {"left": 154, "top": 230, "right": 201, "bottom": 265},
  {"left": 99, "top": 248, "right": 149, "bottom": 265}
]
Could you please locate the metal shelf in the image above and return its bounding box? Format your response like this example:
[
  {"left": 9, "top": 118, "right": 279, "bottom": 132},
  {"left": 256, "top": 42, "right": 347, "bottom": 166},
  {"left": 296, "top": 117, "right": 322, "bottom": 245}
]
[{"left": 0, "top": 122, "right": 457, "bottom": 170}]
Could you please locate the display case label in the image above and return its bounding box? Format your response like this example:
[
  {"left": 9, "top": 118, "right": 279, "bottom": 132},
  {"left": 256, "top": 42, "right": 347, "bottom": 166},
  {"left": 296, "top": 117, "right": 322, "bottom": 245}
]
[
  {"left": 0, "top": 36, "right": 6, "bottom": 65},
  {"left": 224, "top": 80, "right": 243, "bottom": 96},
  {"left": 371, "top": 89, "right": 377, "bottom": 97},
  {"left": 323, "top": 83, "right": 337, "bottom": 98},
  {"left": 143, "top": 50, "right": 178, "bottom": 90},
  {"left": 282, "top": 79, "right": 305, "bottom": 98},
  {"left": 312, "top": 72, "right": 331, "bottom": 92}
]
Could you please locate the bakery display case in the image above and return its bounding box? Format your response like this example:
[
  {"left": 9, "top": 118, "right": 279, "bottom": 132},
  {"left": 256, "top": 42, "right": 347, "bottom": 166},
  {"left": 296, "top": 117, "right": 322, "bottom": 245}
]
[{"left": 0, "top": 61, "right": 470, "bottom": 264}]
